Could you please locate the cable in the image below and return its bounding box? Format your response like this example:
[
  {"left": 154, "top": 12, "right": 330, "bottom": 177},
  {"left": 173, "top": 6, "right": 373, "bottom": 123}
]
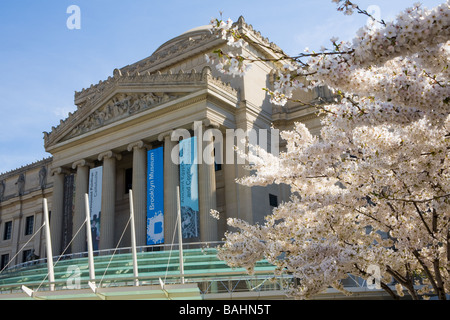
[
  {"left": 36, "top": 218, "right": 87, "bottom": 292},
  {"left": 98, "top": 215, "right": 132, "bottom": 288},
  {"left": 163, "top": 214, "right": 180, "bottom": 284},
  {"left": 0, "top": 223, "right": 45, "bottom": 275}
]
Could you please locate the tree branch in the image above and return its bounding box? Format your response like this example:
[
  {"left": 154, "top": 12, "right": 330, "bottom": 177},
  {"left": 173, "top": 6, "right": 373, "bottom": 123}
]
[
  {"left": 412, "top": 250, "right": 441, "bottom": 299},
  {"left": 385, "top": 193, "right": 450, "bottom": 204},
  {"left": 354, "top": 264, "right": 399, "bottom": 300}
]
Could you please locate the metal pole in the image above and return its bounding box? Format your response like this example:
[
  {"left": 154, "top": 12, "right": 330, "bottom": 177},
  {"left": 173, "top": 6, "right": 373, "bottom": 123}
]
[
  {"left": 43, "top": 198, "right": 55, "bottom": 291},
  {"left": 129, "top": 189, "right": 139, "bottom": 286},
  {"left": 84, "top": 193, "right": 96, "bottom": 284},
  {"left": 176, "top": 186, "right": 185, "bottom": 284}
]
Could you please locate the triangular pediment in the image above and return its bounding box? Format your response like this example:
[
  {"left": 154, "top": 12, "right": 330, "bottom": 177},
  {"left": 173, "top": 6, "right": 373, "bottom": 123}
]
[
  {"left": 43, "top": 68, "right": 237, "bottom": 150},
  {"left": 65, "top": 91, "right": 186, "bottom": 141}
]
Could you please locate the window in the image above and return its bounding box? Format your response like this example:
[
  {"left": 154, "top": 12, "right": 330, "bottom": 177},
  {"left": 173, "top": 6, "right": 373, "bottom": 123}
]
[
  {"left": 214, "top": 148, "right": 222, "bottom": 171},
  {"left": 25, "top": 216, "right": 34, "bottom": 236},
  {"left": 125, "top": 168, "right": 133, "bottom": 194},
  {"left": 269, "top": 194, "right": 278, "bottom": 208},
  {"left": 3, "top": 221, "right": 12, "bottom": 240},
  {"left": 1, "top": 254, "right": 9, "bottom": 270},
  {"left": 22, "top": 249, "right": 32, "bottom": 263}
]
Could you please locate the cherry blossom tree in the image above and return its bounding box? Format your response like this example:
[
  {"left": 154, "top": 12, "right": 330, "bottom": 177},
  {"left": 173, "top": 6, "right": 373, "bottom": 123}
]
[{"left": 208, "top": 1, "right": 450, "bottom": 299}]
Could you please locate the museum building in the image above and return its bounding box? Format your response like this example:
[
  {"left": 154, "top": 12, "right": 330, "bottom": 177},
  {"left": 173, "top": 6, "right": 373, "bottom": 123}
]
[{"left": 0, "top": 17, "right": 332, "bottom": 269}]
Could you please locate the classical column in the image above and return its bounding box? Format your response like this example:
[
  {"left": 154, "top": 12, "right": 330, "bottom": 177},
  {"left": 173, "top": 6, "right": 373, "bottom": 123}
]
[
  {"left": 235, "top": 109, "right": 255, "bottom": 224},
  {"left": 98, "top": 151, "right": 121, "bottom": 250},
  {"left": 127, "top": 141, "right": 148, "bottom": 247},
  {"left": 195, "top": 121, "right": 218, "bottom": 242},
  {"left": 50, "top": 167, "right": 68, "bottom": 255},
  {"left": 158, "top": 131, "right": 179, "bottom": 244},
  {"left": 71, "top": 159, "right": 92, "bottom": 253},
  {"left": 223, "top": 130, "right": 239, "bottom": 232}
]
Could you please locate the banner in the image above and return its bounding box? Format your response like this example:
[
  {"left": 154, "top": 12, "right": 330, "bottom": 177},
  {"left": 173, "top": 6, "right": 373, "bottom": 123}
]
[
  {"left": 179, "top": 137, "right": 200, "bottom": 239},
  {"left": 63, "top": 174, "right": 75, "bottom": 252},
  {"left": 88, "top": 166, "right": 102, "bottom": 251},
  {"left": 147, "top": 147, "right": 164, "bottom": 245}
]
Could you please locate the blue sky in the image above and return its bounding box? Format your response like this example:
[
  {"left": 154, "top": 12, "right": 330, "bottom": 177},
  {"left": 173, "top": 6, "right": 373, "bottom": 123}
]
[{"left": 0, "top": 0, "right": 444, "bottom": 174}]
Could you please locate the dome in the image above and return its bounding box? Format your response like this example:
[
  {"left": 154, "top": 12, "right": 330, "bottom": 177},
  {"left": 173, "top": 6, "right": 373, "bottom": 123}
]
[{"left": 152, "top": 25, "right": 213, "bottom": 55}]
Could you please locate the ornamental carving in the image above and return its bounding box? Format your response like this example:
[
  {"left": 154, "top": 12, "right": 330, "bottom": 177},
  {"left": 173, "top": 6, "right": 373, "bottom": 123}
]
[
  {"left": 16, "top": 173, "right": 25, "bottom": 196},
  {"left": 44, "top": 68, "right": 237, "bottom": 148},
  {"left": 67, "top": 92, "right": 178, "bottom": 139}
]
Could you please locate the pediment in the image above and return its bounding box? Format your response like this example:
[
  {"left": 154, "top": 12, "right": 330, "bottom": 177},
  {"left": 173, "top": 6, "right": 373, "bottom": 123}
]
[
  {"left": 43, "top": 68, "right": 237, "bottom": 150},
  {"left": 65, "top": 91, "right": 185, "bottom": 141},
  {"left": 43, "top": 89, "right": 194, "bottom": 149}
]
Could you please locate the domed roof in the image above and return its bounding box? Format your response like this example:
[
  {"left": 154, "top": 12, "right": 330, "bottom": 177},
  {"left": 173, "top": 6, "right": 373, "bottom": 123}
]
[{"left": 152, "top": 25, "right": 213, "bottom": 56}]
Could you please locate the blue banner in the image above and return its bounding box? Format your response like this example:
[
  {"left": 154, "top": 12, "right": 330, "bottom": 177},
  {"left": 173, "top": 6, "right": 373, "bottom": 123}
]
[
  {"left": 147, "top": 147, "right": 164, "bottom": 245},
  {"left": 179, "top": 137, "right": 200, "bottom": 239},
  {"left": 88, "top": 166, "right": 102, "bottom": 251}
]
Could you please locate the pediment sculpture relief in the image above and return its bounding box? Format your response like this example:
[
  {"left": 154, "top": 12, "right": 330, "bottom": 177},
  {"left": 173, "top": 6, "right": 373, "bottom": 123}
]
[{"left": 67, "top": 92, "right": 177, "bottom": 139}]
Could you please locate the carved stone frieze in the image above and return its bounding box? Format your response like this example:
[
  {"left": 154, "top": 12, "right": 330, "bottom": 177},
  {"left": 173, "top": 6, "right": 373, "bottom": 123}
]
[
  {"left": 66, "top": 91, "right": 178, "bottom": 140},
  {"left": 43, "top": 68, "right": 238, "bottom": 148}
]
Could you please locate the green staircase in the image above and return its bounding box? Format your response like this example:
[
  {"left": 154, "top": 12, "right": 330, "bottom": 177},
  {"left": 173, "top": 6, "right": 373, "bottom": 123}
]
[{"left": 0, "top": 248, "right": 275, "bottom": 294}]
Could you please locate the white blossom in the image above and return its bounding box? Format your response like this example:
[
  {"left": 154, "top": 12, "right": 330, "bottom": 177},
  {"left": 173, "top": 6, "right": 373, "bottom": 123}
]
[{"left": 210, "top": 1, "right": 450, "bottom": 300}]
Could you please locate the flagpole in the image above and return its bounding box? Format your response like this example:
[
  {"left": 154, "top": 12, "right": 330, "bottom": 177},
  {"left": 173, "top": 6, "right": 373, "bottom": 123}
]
[
  {"left": 129, "top": 189, "right": 139, "bottom": 286},
  {"left": 85, "top": 193, "right": 96, "bottom": 285},
  {"left": 176, "top": 186, "right": 185, "bottom": 284},
  {"left": 43, "top": 198, "right": 55, "bottom": 291}
]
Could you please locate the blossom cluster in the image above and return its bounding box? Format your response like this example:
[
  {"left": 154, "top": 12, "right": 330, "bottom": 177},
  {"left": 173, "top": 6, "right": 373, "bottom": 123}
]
[
  {"left": 332, "top": 0, "right": 358, "bottom": 16},
  {"left": 205, "top": 17, "right": 251, "bottom": 77},
  {"left": 212, "top": 1, "right": 450, "bottom": 300}
]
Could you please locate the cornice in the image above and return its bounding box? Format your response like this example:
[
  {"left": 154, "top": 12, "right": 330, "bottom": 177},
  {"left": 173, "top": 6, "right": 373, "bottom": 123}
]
[
  {"left": 73, "top": 16, "right": 282, "bottom": 105},
  {"left": 120, "top": 30, "right": 223, "bottom": 77},
  {"left": 272, "top": 106, "right": 322, "bottom": 127},
  {"left": 0, "top": 187, "right": 53, "bottom": 208},
  {"left": 0, "top": 157, "right": 53, "bottom": 179},
  {"left": 46, "top": 92, "right": 209, "bottom": 155},
  {"left": 44, "top": 68, "right": 237, "bottom": 150},
  {"left": 43, "top": 16, "right": 286, "bottom": 152},
  {"left": 119, "top": 16, "right": 284, "bottom": 76},
  {"left": 235, "top": 16, "right": 285, "bottom": 61}
]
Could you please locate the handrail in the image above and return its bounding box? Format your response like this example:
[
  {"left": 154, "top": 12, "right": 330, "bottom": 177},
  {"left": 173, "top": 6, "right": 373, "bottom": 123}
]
[
  {"left": 0, "top": 269, "right": 387, "bottom": 298},
  {"left": 0, "top": 268, "right": 283, "bottom": 293},
  {"left": 1, "top": 241, "right": 225, "bottom": 273},
  {"left": 0, "top": 242, "right": 381, "bottom": 298}
]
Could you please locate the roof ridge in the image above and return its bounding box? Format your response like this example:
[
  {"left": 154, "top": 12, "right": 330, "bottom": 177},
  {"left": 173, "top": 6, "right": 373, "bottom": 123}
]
[{"left": 0, "top": 157, "right": 53, "bottom": 179}]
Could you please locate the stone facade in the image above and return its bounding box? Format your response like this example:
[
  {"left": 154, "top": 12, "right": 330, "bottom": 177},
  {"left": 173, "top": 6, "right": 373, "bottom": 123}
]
[
  {"left": 0, "top": 158, "right": 53, "bottom": 269},
  {"left": 0, "top": 17, "right": 333, "bottom": 268}
]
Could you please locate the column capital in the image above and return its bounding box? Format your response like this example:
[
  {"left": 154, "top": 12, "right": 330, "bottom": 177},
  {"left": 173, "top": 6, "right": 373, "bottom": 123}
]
[
  {"left": 50, "top": 166, "right": 71, "bottom": 176},
  {"left": 72, "top": 159, "right": 94, "bottom": 170},
  {"left": 158, "top": 130, "right": 174, "bottom": 142},
  {"left": 192, "top": 119, "right": 220, "bottom": 131},
  {"left": 205, "top": 119, "right": 221, "bottom": 129},
  {"left": 98, "top": 151, "right": 122, "bottom": 162},
  {"left": 127, "top": 140, "right": 151, "bottom": 152}
]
